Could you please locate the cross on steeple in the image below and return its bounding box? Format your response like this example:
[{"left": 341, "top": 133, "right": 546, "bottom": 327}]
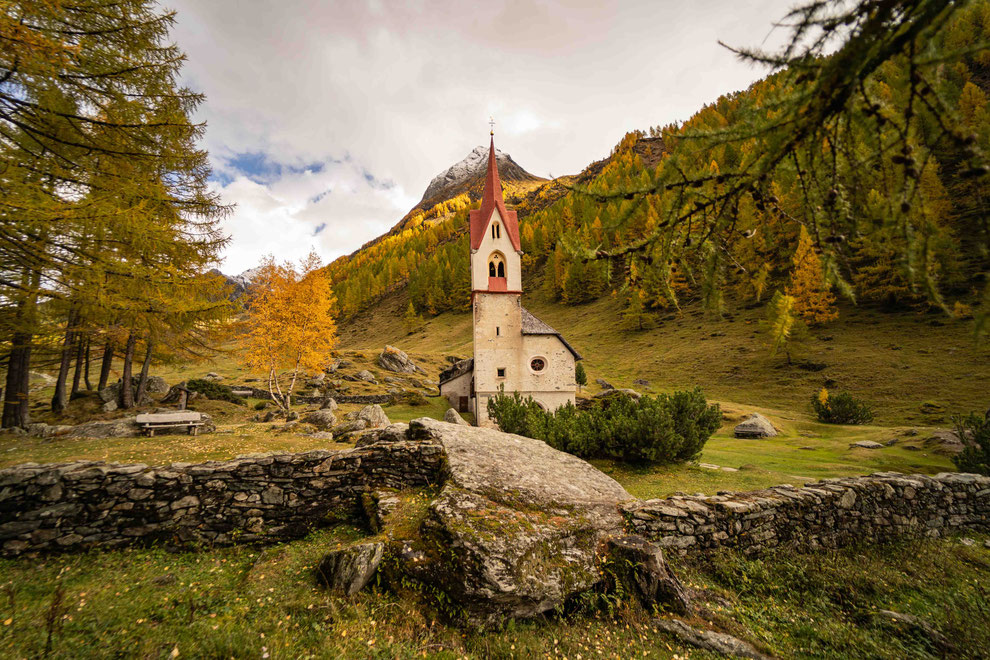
[{"left": 489, "top": 116, "right": 495, "bottom": 136}]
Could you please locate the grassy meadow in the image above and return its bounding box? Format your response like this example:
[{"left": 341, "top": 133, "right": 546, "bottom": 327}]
[
  {"left": 0, "top": 524, "right": 986, "bottom": 659},
  {"left": 1, "top": 288, "right": 986, "bottom": 659}
]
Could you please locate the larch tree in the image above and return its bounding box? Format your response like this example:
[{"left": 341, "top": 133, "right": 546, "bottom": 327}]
[
  {"left": 1, "top": 0, "right": 231, "bottom": 426},
  {"left": 244, "top": 253, "right": 338, "bottom": 413},
  {"left": 787, "top": 227, "right": 839, "bottom": 324},
  {"left": 765, "top": 290, "right": 799, "bottom": 364}
]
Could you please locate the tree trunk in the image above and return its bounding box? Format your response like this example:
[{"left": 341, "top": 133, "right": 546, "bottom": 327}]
[
  {"left": 83, "top": 338, "right": 92, "bottom": 390},
  {"left": 71, "top": 334, "right": 85, "bottom": 398},
  {"left": 51, "top": 310, "right": 78, "bottom": 414},
  {"left": 2, "top": 335, "right": 32, "bottom": 428},
  {"left": 134, "top": 340, "right": 153, "bottom": 407},
  {"left": 98, "top": 339, "right": 115, "bottom": 391},
  {"left": 119, "top": 332, "right": 137, "bottom": 409}
]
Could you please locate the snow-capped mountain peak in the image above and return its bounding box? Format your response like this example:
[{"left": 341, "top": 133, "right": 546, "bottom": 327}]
[{"left": 421, "top": 145, "right": 509, "bottom": 203}]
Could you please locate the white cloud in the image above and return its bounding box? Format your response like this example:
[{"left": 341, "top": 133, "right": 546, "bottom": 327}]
[{"left": 168, "top": 0, "right": 797, "bottom": 273}]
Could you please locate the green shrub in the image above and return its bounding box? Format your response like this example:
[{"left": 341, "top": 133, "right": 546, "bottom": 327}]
[
  {"left": 402, "top": 390, "right": 429, "bottom": 406},
  {"left": 487, "top": 388, "right": 720, "bottom": 464},
  {"left": 812, "top": 388, "right": 874, "bottom": 424},
  {"left": 952, "top": 410, "right": 990, "bottom": 476},
  {"left": 187, "top": 378, "right": 246, "bottom": 406},
  {"left": 253, "top": 400, "right": 268, "bottom": 411}
]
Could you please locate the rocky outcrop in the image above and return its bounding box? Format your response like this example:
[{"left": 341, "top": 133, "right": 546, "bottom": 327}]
[
  {"left": 850, "top": 440, "right": 883, "bottom": 449},
  {"left": 354, "top": 370, "right": 377, "bottom": 384},
  {"left": 66, "top": 417, "right": 142, "bottom": 438},
  {"left": 302, "top": 409, "right": 337, "bottom": 431},
  {"left": 98, "top": 377, "right": 169, "bottom": 411},
  {"left": 605, "top": 535, "right": 691, "bottom": 614},
  {"left": 316, "top": 542, "right": 384, "bottom": 595},
  {"left": 624, "top": 472, "right": 990, "bottom": 556},
  {"left": 924, "top": 429, "right": 965, "bottom": 455},
  {"left": 733, "top": 413, "right": 777, "bottom": 438},
  {"left": 378, "top": 346, "right": 420, "bottom": 374},
  {"left": 395, "top": 419, "right": 635, "bottom": 626}
]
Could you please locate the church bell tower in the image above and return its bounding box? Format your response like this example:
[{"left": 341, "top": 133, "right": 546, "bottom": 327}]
[{"left": 469, "top": 134, "right": 524, "bottom": 421}]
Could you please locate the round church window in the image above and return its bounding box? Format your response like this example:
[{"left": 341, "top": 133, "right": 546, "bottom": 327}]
[{"left": 530, "top": 357, "right": 546, "bottom": 372}]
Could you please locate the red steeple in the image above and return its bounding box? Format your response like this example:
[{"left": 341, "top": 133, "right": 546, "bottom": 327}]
[{"left": 469, "top": 136, "right": 521, "bottom": 252}]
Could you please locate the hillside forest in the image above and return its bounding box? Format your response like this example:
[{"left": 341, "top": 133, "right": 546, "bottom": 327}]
[
  {"left": 2, "top": 0, "right": 989, "bottom": 430},
  {"left": 328, "top": 1, "right": 990, "bottom": 353}
]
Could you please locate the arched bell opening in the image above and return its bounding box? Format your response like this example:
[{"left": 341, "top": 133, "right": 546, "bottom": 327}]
[{"left": 488, "top": 251, "right": 507, "bottom": 290}]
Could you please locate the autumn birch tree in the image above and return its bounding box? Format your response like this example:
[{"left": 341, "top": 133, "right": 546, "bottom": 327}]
[{"left": 244, "top": 253, "right": 337, "bottom": 412}]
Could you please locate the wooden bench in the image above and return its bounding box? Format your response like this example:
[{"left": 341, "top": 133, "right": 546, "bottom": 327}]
[{"left": 135, "top": 412, "right": 205, "bottom": 437}]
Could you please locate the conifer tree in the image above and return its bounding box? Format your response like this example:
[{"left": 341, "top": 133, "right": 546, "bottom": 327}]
[
  {"left": 765, "top": 291, "right": 802, "bottom": 364},
  {"left": 787, "top": 227, "right": 838, "bottom": 324},
  {"left": 0, "top": 0, "right": 231, "bottom": 425},
  {"left": 575, "top": 362, "right": 587, "bottom": 392},
  {"left": 403, "top": 301, "right": 423, "bottom": 334}
]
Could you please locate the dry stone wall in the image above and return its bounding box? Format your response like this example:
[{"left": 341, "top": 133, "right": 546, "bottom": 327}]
[
  {"left": 623, "top": 472, "right": 990, "bottom": 555},
  {"left": 0, "top": 439, "right": 443, "bottom": 557}
]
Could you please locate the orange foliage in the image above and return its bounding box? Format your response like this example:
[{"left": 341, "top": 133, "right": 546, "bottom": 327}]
[
  {"left": 787, "top": 227, "right": 838, "bottom": 324},
  {"left": 243, "top": 252, "right": 337, "bottom": 410}
]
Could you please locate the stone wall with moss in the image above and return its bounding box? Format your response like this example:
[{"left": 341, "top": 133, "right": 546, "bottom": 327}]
[
  {"left": 0, "top": 439, "right": 443, "bottom": 557},
  {"left": 623, "top": 472, "right": 990, "bottom": 555}
]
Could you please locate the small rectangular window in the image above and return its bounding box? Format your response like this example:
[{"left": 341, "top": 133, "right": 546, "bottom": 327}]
[
  {"left": 496, "top": 326, "right": 500, "bottom": 336},
  {"left": 497, "top": 368, "right": 506, "bottom": 378}
]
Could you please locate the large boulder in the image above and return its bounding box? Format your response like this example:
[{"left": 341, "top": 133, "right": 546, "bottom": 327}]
[
  {"left": 924, "top": 429, "right": 965, "bottom": 455},
  {"left": 394, "top": 418, "right": 635, "bottom": 627},
  {"left": 344, "top": 404, "right": 390, "bottom": 429},
  {"left": 302, "top": 409, "right": 337, "bottom": 431},
  {"left": 355, "top": 370, "right": 377, "bottom": 384},
  {"left": 444, "top": 408, "right": 469, "bottom": 425},
  {"left": 144, "top": 376, "right": 169, "bottom": 394},
  {"left": 97, "top": 382, "right": 120, "bottom": 404},
  {"left": 378, "top": 345, "right": 421, "bottom": 374},
  {"left": 98, "top": 376, "right": 168, "bottom": 406},
  {"left": 733, "top": 413, "right": 778, "bottom": 439}
]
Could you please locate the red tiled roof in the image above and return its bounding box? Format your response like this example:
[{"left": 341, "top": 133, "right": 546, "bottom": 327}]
[{"left": 469, "top": 137, "right": 521, "bottom": 252}]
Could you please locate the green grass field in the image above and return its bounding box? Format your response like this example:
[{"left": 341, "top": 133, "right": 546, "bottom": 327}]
[
  {"left": 0, "top": 524, "right": 986, "bottom": 658},
  {"left": 339, "top": 286, "right": 990, "bottom": 427}
]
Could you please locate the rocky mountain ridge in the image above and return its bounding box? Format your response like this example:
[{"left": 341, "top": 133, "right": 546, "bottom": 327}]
[{"left": 419, "top": 144, "right": 545, "bottom": 206}]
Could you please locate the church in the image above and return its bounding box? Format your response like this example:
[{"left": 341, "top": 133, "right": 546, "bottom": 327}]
[{"left": 440, "top": 135, "right": 582, "bottom": 426}]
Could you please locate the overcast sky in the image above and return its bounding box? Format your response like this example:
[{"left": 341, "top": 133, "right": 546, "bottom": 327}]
[{"left": 168, "top": 0, "right": 797, "bottom": 274}]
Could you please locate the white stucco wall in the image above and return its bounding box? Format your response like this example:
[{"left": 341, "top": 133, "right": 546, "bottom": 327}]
[
  {"left": 472, "top": 293, "right": 577, "bottom": 425},
  {"left": 470, "top": 208, "right": 522, "bottom": 292},
  {"left": 439, "top": 370, "right": 472, "bottom": 411}
]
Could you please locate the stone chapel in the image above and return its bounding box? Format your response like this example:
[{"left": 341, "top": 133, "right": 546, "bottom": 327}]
[{"left": 439, "top": 135, "right": 582, "bottom": 425}]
